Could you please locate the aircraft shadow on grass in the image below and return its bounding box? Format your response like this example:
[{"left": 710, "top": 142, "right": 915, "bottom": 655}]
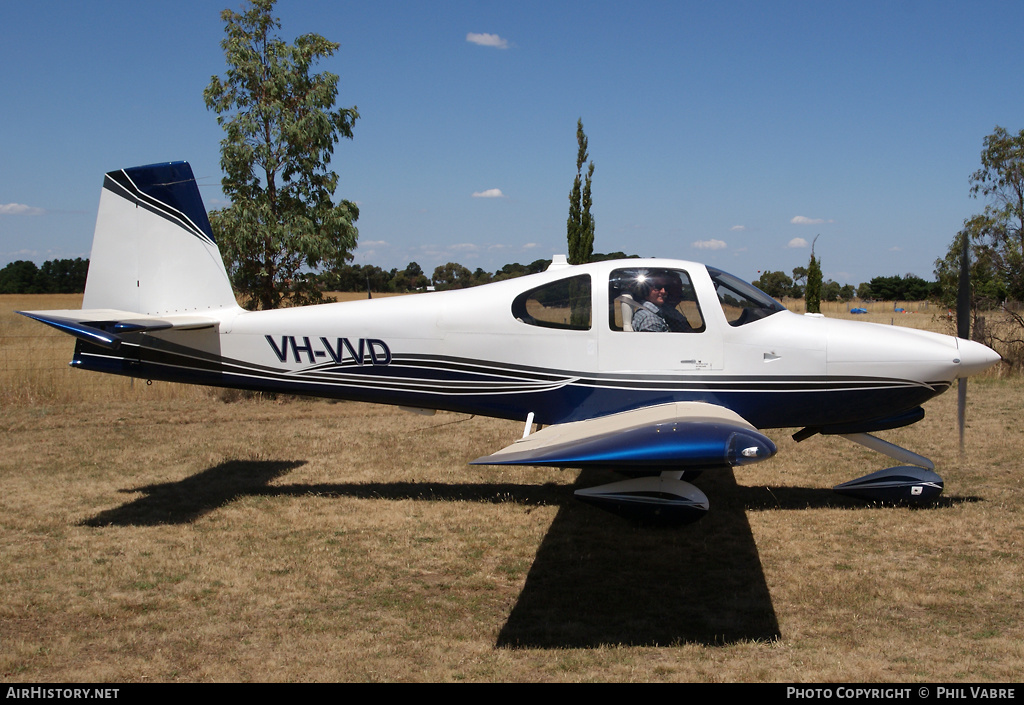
[{"left": 78, "top": 459, "right": 979, "bottom": 648}]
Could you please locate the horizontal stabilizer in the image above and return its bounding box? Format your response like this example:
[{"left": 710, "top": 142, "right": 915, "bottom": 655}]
[
  {"left": 17, "top": 309, "right": 218, "bottom": 348},
  {"left": 471, "top": 401, "right": 776, "bottom": 468}
]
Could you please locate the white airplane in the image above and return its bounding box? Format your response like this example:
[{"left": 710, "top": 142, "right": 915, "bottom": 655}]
[{"left": 19, "top": 162, "right": 1001, "bottom": 523}]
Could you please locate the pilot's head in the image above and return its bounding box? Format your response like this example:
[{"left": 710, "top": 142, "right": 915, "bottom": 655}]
[{"left": 634, "top": 273, "right": 667, "bottom": 306}]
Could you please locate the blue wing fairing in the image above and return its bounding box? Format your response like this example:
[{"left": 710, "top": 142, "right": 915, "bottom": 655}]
[{"left": 472, "top": 402, "right": 776, "bottom": 469}]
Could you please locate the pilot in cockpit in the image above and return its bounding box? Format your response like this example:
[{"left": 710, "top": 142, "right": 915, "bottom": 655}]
[
  {"left": 631, "top": 276, "right": 671, "bottom": 332},
  {"left": 630, "top": 271, "right": 695, "bottom": 333}
]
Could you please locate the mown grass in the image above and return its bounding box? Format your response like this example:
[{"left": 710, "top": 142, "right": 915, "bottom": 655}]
[{"left": 2, "top": 294, "right": 1022, "bottom": 681}]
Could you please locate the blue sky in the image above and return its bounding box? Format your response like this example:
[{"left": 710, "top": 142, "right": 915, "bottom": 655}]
[{"left": 3, "top": 0, "right": 1024, "bottom": 286}]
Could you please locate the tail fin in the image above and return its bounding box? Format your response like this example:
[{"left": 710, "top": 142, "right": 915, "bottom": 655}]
[{"left": 82, "top": 162, "right": 237, "bottom": 315}]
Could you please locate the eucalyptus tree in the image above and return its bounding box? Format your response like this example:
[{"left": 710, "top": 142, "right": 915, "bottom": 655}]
[{"left": 204, "top": 0, "right": 359, "bottom": 309}]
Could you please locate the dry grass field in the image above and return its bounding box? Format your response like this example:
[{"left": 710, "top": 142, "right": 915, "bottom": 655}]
[{"left": 2, "top": 294, "right": 1022, "bottom": 682}]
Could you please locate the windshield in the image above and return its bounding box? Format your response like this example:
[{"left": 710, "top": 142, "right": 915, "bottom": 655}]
[{"left": 707, "top": 267, "right": 786, "bottom": 326}]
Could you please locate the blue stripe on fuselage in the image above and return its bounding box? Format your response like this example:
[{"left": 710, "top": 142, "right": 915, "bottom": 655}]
[{"left": 71, "top": 340, "right": 947, "bottom": 431}]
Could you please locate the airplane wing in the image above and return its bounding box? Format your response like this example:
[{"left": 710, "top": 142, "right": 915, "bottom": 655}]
[
  {"left": 471, "top": 401, "right": 776, "bottom": 468},
  {"left": 17, "top": 309, "right": 218, "bottom": 349}
]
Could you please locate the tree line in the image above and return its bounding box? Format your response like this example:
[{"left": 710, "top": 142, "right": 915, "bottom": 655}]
[
  {"left": 320, "top": 252, "right": 637, "bottom": 294},
  {"left": 753, "top": 268, "right": 940, "bottom": 303},
  {"left": 0, "top": 252, "right": 949, "bottom": 302},
  {"left": 0, "top": 258, "right": 89, "bottom": 294},
  {"left": 341, "top": 257, "right": 948, "bottom": 301}
]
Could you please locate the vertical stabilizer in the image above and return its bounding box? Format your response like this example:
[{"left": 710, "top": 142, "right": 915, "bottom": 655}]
[{"left": 82, "top": 162, "right": 238, "bottom": 315}]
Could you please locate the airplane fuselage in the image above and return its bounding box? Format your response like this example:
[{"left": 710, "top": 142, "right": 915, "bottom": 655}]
[{"left": 70, "top": 257, "right": 990, "bottom": 433}]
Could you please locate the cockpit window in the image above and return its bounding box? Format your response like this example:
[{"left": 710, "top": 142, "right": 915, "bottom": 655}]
[
  {"left": 707, "top": 266, "right": 785, "bottom": 326},
  {"left": 511, "top": 274, "right": 591, "bottom": 330},
  {"left": 608, "top": 268, "right": 705, "bottom": 332}
]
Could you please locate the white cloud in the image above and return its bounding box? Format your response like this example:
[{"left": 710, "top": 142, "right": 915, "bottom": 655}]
[
  {"left": 0, "top": 203, "right": 44, "bottom": 216},
  {"left": 1, "top": 248, "right": 40, "bottom": 261},
  {"left": 730, "top": 225, "right": 746, "bottom": 232},
  {"left": 692, "top": 239, "right": 727, "bottom": 250},
  {"left": 787, "top": 237, "right": 809, "bottom": 248},
  {"left": 790, "top": 215, "right": 824, "bottom": 225},
  {"left": 360, "top": 240, "right": 389, "bottom": 247},
  {"left": 472, "top": 188, "right": 505, "bottom": 198},
  {"left": 466, "top": 32, "right": 510, "bottom": 49}
]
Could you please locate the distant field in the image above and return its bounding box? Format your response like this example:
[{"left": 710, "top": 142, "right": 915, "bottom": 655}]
[
  {"left": 2, "top": 292, "right": 1022, "bottom": 682},
  {"left": 782, "top": 297, "right": 950, "bottom": 329}
]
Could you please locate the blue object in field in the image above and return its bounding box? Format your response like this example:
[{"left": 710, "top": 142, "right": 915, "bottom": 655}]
[
  {"left": 850, "top": 307, "right": 867, "bottom": 314},
  {"left": 894, "top": 307, "right": 905, "bottom": 313}
]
